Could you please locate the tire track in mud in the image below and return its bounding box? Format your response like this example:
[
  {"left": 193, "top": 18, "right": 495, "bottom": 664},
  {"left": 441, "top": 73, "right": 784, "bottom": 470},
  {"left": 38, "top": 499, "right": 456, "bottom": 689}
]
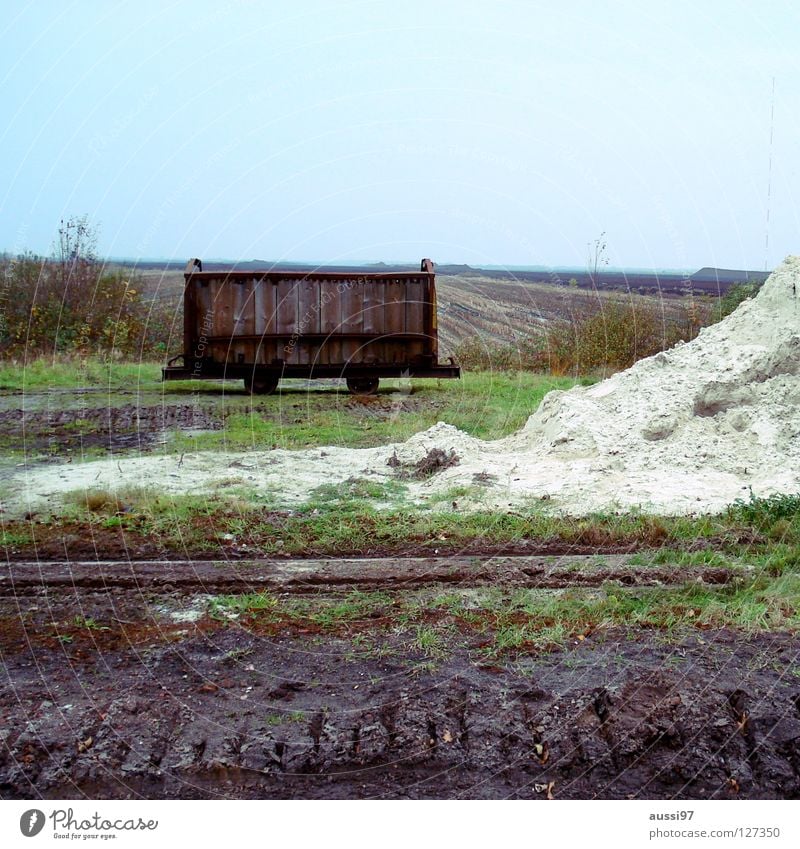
[
  {"left": 2, "top": 628, "right": 799, "bottom": 800},
  {"left": 0, "top": 554, "right": 743, "bottom": 595},
  {"left": 1, "top": 555, "right": 797, "bottom": 800}
]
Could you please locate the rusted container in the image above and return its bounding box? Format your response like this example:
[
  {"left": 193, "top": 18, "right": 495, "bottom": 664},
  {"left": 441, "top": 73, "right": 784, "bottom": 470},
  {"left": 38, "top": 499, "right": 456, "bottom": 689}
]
[{"left": 162, "top": 258, "right": 460, "bottom": 394}]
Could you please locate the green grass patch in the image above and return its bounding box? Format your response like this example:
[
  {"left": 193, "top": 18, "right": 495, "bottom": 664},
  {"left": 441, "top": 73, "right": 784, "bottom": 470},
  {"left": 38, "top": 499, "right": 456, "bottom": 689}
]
[
  {"left": 265, "top": 711, "right": 305, "bottom": 726},
  {"left": 0, "top": 527, "right": 34, "bottom": 548},
  {"left": 308, "top": 478, "right": 408, "bottom": 505},
  {"left": 726, "top": 492, "right": 800, "bottom": 527},
  {"left": 202, "top": 570, "right": 800, "bottom": 661},
  {"left": 0, "top": 357, "right": 162, "bottom": 391},
  {"left": 650, "top": 549, "right": 733, "bottom": 567},
  {"left": 39, "top": 485, "right": 794, "bottom": 560},
  {"left": 209, "top": 592, "right": 279, "bottom": 620},
  {"left": 425, "top": 485, "right": 482, "bottom": 506},
  {"left": 166, "top": 371, "right": 588, "bottom": 452}
]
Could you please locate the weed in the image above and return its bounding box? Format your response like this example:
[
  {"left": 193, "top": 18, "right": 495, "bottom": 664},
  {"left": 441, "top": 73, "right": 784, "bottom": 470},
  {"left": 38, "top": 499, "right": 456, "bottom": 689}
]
[
  {"left": 412, "top": 625, "right": 447, "bottom": 657},
  {"left": 208, "top": 592, "right": 279, "bottom": 620},
  {"left": 308, "top": 478, "right": 407, "bottom": 505},
  {"left": 73, "top": 616, "right": 109, "bottom": 631},
  {"left": 727, "top": 492, "right": 800, "bottom": 527},
  {"left": 265, "top": 711, "right": 304, "bottom": 726},
  {"left": 0, "top": 529, "right": 33, "bottom": 548},
  {"left": 224, "top": 647, "right": 254, "bottom": 661},
  {"left": 309, "top": 591, "right": 393, "bottom": 629},
  {"left": 426, "top": 485, "right": 481, "bottom": 506}
]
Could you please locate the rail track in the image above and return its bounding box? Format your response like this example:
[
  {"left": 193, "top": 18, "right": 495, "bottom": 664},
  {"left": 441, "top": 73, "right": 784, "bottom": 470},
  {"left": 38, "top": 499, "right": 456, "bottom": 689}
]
[{"left": 0, "top": 554, "right": 742, "bottom": 596}]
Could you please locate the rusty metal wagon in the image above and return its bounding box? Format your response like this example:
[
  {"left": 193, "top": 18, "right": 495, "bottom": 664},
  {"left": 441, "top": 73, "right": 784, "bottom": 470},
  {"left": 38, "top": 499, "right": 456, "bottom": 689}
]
[{"left": 162, "top": 258, "right": 460, "bottom": 394}]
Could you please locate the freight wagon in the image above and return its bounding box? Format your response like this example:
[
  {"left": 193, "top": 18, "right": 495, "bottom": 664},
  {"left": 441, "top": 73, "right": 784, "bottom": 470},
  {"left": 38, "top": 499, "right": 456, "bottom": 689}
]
[{"left": 162, "top": 258, "right": 460, "bottom": 394}]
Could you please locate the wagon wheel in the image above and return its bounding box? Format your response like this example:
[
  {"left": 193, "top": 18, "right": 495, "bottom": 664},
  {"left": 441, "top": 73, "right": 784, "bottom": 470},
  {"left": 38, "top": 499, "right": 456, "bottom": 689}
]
[
  {"left": 244, "top": 374, "right": 280, "bottom": 395},
  {"left": 346, "top": 377, "right": 380, "bottom": 396}
]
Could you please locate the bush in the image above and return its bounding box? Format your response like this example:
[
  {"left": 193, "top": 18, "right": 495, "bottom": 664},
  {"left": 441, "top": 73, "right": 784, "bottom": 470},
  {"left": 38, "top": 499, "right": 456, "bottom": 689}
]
[
  {"left": 726, "top": 492, "right": 800, "bottom": 527},
  {"left": 0, "top": 218, "right": 178, "bottom": 359},
  {"left": 450, "top": 337, "right": 520, "bottom": 371},
  {"left": 452, "top": 299, "right": 703, "bottom": 377},
  {"left": 537, "top": 301, "right": 688, "bottom": 376},
  {"left": 718, "top": 282, "right": 763, "bottom": 319}
]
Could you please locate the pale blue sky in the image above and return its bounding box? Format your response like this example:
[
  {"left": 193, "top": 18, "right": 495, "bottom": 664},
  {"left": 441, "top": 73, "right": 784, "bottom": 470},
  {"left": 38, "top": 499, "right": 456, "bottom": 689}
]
[{"left": 2, "top": 0, "right": 798, "bottom": 268}]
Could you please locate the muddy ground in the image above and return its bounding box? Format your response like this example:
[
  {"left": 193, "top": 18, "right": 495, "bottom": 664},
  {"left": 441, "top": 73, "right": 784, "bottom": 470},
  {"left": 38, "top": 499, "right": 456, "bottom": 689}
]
[
  {"left": 2, "top": 382, "right": 799, "bottom": 800},
  {"left": 0, "top": 402, "right": 223, "bottom": 453},
  {"left": 1, "top": 557, "right": 799, "bottom": 800},
  {"left": 0, "top": 384, "right": 435, "bottom": 454}
]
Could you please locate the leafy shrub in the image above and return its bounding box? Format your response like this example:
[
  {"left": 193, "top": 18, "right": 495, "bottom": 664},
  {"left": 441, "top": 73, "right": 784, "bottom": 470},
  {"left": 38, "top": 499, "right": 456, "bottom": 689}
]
[
  {"left": 537, "top": 301, "right": 688, "bottom": 376},
  {"left": 718, "top": 282, "right": 763, "bottom": 319},
  {"left": 450, "top": 337, "right": 522, "bottom": 371},
  {"left": 0, "top": 218, "right": 179, "bottom": 358},
  {"left": 726, "top": 492, "right": 800, "bottom": 527},
  {"left": 452, "top": 299, "right": 703, "bottom": 377}
]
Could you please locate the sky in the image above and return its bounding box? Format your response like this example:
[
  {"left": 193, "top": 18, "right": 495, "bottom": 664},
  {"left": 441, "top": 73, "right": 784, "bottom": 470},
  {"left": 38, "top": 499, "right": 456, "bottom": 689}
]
[{"left": 1, "top": 0, "right": 799, "bottom": 269}]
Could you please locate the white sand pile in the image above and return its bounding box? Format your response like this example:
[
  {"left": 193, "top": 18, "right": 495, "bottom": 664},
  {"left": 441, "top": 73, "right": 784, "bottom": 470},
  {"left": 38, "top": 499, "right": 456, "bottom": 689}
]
[{"left": 10, "top": 257, "right": 800, "bottom": 517}]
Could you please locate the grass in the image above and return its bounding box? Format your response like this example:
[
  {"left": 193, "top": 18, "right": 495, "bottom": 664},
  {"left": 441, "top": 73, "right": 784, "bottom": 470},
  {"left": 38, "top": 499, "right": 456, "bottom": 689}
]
[
  {"left": 266, "top": 712, "right": 305, "bottom": 726},
  {"left": 185, "top": 490, "right": 800, "bottom": 654},
  {"left": 35, "top": 487, "right": 800, "bottom": 562},
  {"left": 65, "top": 489, "right": 792, "bottom": 657},
  {"left": 412, "top": 625, "right": 449, "bottom": 657},
  {"left": 0, "top": 359, "right": 590, "bottom": 461},
  {"left": 425, "top": 485, "right": 481, "bottom": 505},
  {"left": 5, "top": 358, "right": 800, "bottom": 649},
  {"left": 73, "top": 615, "right": 109, "bottom": 631},
  {"left": 166, "top": 370, "right": 589, "bottom": 453},
  {"left": 726, "top": 492, "right": 800, "bottom": 526},
  {"left": 650, "top": 549, "right": 733, "bottom": 567},
  {"left": 202, "top": 570, "right": 800, "bottom": 660},
  {"left": 0, "top": 357, "right": 163, "bottom": 391},
  {"left": 209, "top": 592, "right": 279, "bottom": 620},
  {"left": 307, "top": 478, "right": 408, "bottom": 505},
  {"left": 0, "top": 527, "right": 34, "bottom": 548}
]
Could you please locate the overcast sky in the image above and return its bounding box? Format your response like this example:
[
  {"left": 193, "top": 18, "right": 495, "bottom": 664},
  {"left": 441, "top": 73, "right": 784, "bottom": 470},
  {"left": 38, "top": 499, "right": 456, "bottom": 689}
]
[{"left": 2, "top": 0, "right": 799, "bottom": 269}]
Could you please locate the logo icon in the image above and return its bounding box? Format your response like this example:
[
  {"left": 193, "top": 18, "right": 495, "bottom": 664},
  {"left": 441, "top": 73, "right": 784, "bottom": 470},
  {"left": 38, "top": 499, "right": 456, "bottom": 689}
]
[{"left": 20, "top": 810, "right": 45, "bottom": 837}]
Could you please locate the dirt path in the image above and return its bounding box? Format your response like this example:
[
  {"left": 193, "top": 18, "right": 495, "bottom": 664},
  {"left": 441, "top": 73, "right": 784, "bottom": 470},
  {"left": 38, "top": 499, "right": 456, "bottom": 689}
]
[{"left": 1, "top": 556, "right": 798, "bottom": 800}]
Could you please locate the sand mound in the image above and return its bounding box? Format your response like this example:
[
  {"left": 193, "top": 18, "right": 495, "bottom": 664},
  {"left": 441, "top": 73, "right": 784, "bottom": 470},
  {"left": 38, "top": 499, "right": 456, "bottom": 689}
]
[
  {"left": 464, "top": 255, "right": 800, "bottom": 513},
  {"left": 10, "top": 257, "right": 800, "bottom": 517}
]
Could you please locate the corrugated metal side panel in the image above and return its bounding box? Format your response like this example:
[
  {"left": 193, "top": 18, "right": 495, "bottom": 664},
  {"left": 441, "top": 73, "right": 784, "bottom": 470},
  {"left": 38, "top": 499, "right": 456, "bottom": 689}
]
[
  {"left": 319, "top": 281, "right": 342, "bottom": 365},
  {"left": 384, "top": 278, "right": 406, "bottom": 364},
  {"left": 193, "top": 280, "right": 215, "bottom": 361},
  {"left": 232, "top": 279, "right": 254, "bottom": 363},
  {"left": 276, "top": 279, "right": 299, "bottom": 364},
  {"left": 183, "top": 279, "right": 196, "bottom": 363},
  {"left": 362, "top": 278, "right": 384, "bottom": 364},
  {"left": 185, "top": 272, "right": 437, "bottom": 368},
  {"left": 428, "top": 276, "right": 438, "bottom": 361},
  {"left": 340, "top": 278, "right": 365, "bottom": 363},
  {"left": 253, "top": 278, "right": 277, "bottom": 363},
  {"left": 211, "top": 279, "right": 235, "bottom": 337},
  {"left": 298, "top": 277, "right": 320, "bottom": 364},
  {"left": 405, "top": 277, "right": 425, "bottom": 361}
]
